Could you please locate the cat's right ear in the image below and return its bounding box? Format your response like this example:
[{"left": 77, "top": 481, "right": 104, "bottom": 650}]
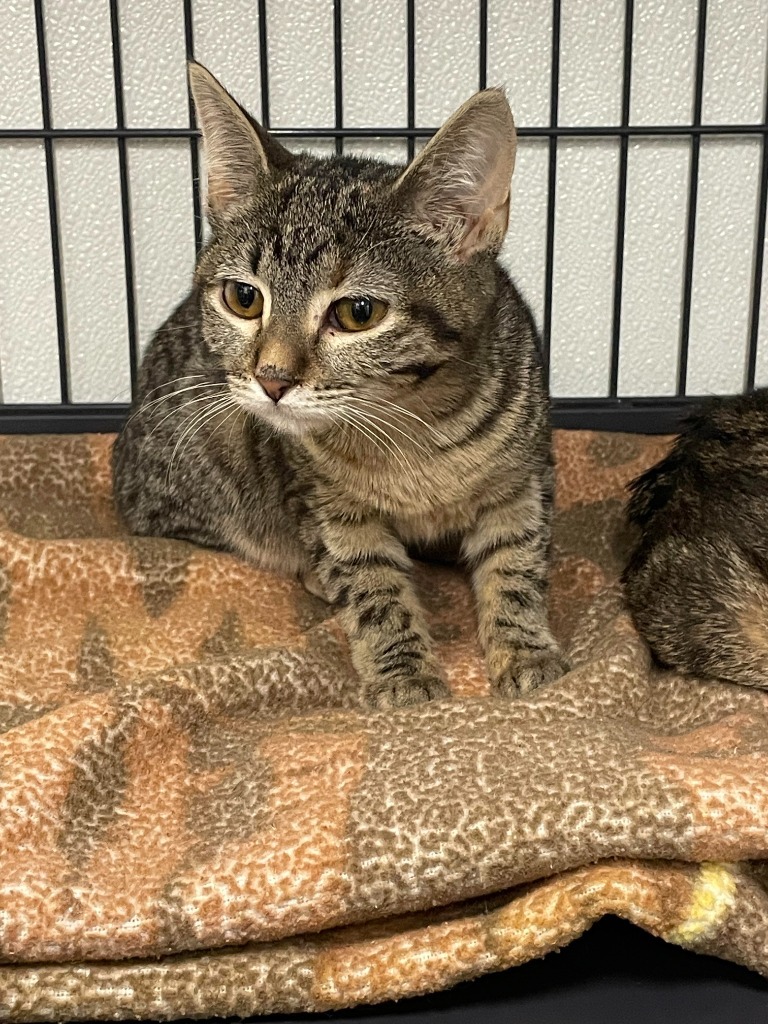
[
  {"left": 187, "top": 62, "right": 294, "bottom": 220},
  {"left": 392, "top": 88, "right": 516, "bottom": 259}
]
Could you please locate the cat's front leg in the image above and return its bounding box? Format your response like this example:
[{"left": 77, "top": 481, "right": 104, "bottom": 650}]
[
  {"left": 463, "top": 477, "right": 568, "bottom": 697},
  {"left": 307, "top": 515, "right": 450, "bottom": 708}
]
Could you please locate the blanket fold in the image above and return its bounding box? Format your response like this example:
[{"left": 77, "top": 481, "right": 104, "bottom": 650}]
[{"left": 0, "top": 430, "right": 766, "bottom": 1020}]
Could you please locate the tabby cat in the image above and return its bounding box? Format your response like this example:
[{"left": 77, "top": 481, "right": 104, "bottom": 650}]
[
  {"left": 112, "top": 63, "right": 567, "bottom": 708},
  {"left": 623, "top": 388, "right": 768, "bottom": 689}
]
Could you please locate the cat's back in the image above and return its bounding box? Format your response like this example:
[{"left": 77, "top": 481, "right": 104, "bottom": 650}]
[
  {"left": 626, "top": 389, "right": 768, "bottom": 540},
  {"left": 623, "top": 389, "right": 768, "bottom": 688}
]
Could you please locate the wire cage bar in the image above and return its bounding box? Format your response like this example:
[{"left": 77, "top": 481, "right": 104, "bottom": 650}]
[{"left": 2, "top": 0, "right": 767, "bottom": 435}]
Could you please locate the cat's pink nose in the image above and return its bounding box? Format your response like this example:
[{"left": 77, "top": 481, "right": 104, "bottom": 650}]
[{"left": 256, "top": 377, "right": 295, "bottom": 403}]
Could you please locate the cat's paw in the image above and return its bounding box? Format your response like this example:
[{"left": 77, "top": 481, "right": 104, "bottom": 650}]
[
  {"left": 493, "top": 650, "right": 569, "bottom": 698},
  {"left": 365, "top": 674, "right": 451, "bottom": 709}
]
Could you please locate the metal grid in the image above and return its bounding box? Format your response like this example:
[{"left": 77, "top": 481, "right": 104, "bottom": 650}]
[{"left": 2, "top": 0, "right": 767, "bottom": 434}]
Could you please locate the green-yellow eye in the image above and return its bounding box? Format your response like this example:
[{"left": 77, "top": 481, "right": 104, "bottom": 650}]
[
  {"left": 332, "top": 296, "right": 387, "bottom": 332},
  {"left": 222, "top": 280, "right": 264, "bottom": 319}
]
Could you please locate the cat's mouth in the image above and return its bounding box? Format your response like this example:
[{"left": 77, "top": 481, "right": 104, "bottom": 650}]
[{"left": 228, "top": 378, "right": 332, "bottom": 438}]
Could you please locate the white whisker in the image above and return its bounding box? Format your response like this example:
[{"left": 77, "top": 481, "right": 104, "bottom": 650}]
[
  {"left": 333, "top": 407, "right": 391, "bottom": 460},
  {"left": 343, "top": 393, "right": 452, "bottom": 447},
  {"left": 142, "top": 374, "right": 207, "bottom": 400},
  {"left": 145, "top": 389, "right": 230, "bottom": 443},
  {"left": 340, "top": 398, "right": 433, "bottom": 454},
  {"left": 165, "top": 396, "right": 237, "bottom": 487},
  {"left": 109, "top": 371, "right": 207, "bottom": 405},
  {"left": 126, "top": 379, "right": 227, "bottom": 430},
  {"left": 337, "top": 404, "right": 422, "bottom": 490},
  {"left": 224, "top": 403, "right": 245, "bottom": 453}
]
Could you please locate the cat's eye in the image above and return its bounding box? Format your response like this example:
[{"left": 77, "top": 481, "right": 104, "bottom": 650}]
[
  {"left": 222, "top": 280, "right": 264, "bottom": 319},
  {"left": 332, "top": 296, "right": 387, "bottom": 332}
]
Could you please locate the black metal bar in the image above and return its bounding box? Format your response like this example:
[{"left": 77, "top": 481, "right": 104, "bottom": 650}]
[
  {"left": 746, "top": 58, "right": 768, "bottom": 392},
  {"left": 6, "top": 0, "right": 766, "bottom": 434},
  {"left": 609, "top": 0, "right": 634, "bottom": 398},
  {"left": 677, "top": 0, "right": 708, "bottom": 397},
  {"left": 183, "top": 0, "right": 203, "bottom": 255},
  {"left": 2, "top": 123, "right": 767, "bottom": 141},
  {"left": 33, "top": 0, "right": 70, "bottom": 405},
  {"left": 551, "top": 397, "right": 694, "bottom": 434},
  {"left": 333, "top": 0, "right": 343, "bottom": 155},
  {"left": 479, "top": 0, "right": 488, "bottom": 91},
  {"left": 109, "top": 0, "right": 139, "bottom": 400},
  {"left": 0, "top": 398, "right": 699, "bottom": 436},
  {"left": 406, "top": 0, "right": 415, "bottom": 160},
  {"left": 258, "top": 0, "right": 270, "bottom": 127},
  {"left": 0, "top": 404, "right": 130, "bottom": 434},
  {"left": 542, "top": 0, "right": 561, "bottom": 376}
]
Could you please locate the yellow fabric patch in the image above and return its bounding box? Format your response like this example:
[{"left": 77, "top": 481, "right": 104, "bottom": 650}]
[{"left": 669, "top": 863, "right": 737, "bottom": 945}]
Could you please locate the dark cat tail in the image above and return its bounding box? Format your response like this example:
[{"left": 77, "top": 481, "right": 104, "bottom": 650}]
[
  {"left": 625, "top": 407, "right": 716, "bottom": 530},
  {"left": 623, "top": 533, "right": 768, "bottom": 690},
  {"left": 625, "top": 451, "right": 685, "bottom": 528}
]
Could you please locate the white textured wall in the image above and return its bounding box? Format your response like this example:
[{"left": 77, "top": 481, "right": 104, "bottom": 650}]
[{"left": 0, "top": 0, "right": 766, "bottom": 403}]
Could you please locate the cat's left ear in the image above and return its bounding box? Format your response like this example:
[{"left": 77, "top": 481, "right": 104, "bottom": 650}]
[
  {"left": 188, "top": 62, "right": 294, "bottom": 220},
  {"left": 393, "top": 88, "right": 516, "bottom": 259}
]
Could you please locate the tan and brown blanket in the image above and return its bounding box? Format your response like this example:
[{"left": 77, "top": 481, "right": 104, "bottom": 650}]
[{"left": 0, "top": 429, "right": 766, "bottom": 1021}]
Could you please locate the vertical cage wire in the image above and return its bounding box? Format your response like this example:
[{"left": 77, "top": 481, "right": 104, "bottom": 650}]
[
  {"left": 746, "top": 55, "right": 768, "bottom": 392},
  {"left": 541, "top": 0, "right": 562, "bottom": 375},
  {"left": 478, "top": 0, "right": 487, "bottom": 91},
  {"left": 406, "top": 0, "right": 416, "bottom": 162},
  {"left": 0, "top": 0, "right": 766, "bottom": 433},
  {"left": 608, "top": 0, "right": 634, "bottom": 399},
  {"left": 33, "top": 0, "right": 70, "bottom": 405},
  {"left": 333, "top": 0, "right": 343, "bottom": 156},
  {"left": 183, "top": 0, "right": 204, "bottom": 257},
  {"left": 677, "top": 0, "right": 708, "bottom": 397},
  {"left": 257, "top": 0, "right": 270, "bottom": 127},
  {"left": 109, "top": 0, "right": 139, "bottom": 397}
]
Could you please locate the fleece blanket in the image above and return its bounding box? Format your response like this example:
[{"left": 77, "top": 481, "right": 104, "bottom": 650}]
[{"left": 0, "top": 429, "right": 766, "bottom": 1021}]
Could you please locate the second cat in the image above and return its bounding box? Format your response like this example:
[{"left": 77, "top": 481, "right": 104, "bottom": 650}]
[{"left": 623, "top": 389, "right": 768, "bottom": 689}]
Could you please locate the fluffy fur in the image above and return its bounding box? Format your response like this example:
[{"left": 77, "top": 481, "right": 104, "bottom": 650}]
[
  {"left": 623, "top": 389, "right": 768, "bottom": 689},
  {"left": 112, "top": 63, "right": 566, "bottom": 708}
]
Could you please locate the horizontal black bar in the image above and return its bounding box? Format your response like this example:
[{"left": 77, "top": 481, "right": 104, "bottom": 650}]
[
  {"left": 551, "top": 397, "right": 699, "bottom": 434},
  {"left": 0, "top": 404, "right": 131, "bottom": 434},
  {"left": 2, "top": 123, "right": 766, "bottom": 141},
  {"left": 0, "top": 398, "right": 705, "bottom": 436}
]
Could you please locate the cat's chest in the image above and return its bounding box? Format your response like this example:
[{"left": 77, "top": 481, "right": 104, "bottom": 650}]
[
  {"left": 336, "top": 464, "right": 485, "bottom": 541},
  {"left": 307, "top": 443, "right": 514, "bottom": 542},
  {"left": 390, "top": 501, "right": 478, "bottom": 545}
]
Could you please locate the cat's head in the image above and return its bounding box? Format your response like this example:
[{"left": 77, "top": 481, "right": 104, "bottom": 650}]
[{"left": 188, "top": 62, "right": 517, "bottom": 440}]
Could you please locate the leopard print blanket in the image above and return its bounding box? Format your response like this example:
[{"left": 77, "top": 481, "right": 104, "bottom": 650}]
[{"left": 0, "top": 430, "right": 766, "bottom": 1020}]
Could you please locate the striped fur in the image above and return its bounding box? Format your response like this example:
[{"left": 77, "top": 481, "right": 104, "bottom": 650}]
[
  {"left": 623, "top": 389, "right": 768, "bottom": 689},
  {"left": 112, "top": 63, "right": 566, "bottom": 707}
]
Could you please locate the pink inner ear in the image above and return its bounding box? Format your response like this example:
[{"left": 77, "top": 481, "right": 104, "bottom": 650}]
[
  {"left": 457, "top": 194, "right": 510, "bottom": 259},
  {"left": 459, "top": 208, "right": 493, "bottom": 258},
  {"left": 393, "top": 91, "right": 515, "bottom": 257}
]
